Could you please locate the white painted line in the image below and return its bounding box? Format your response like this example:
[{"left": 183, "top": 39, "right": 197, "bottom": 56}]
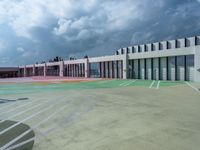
[
  {"left": 123, "top": 80, "right": 137, "bottom": 86},
  {"left": 0, "top": 95, "right": 68, "bottom": 135},
  {"left": 0, "top": 101, "right": 35, "bottom": 116},
  {"left": 149, "top": 80, "right": 155, "bottom": 88},
  {"left": 156, "top": 81, "right": 160, "bottom": 89},
  {"left": 0, "top": 95, "right": 64, "bottom": 118},
  {"left": 2, "top": 99, "right": 93, "bottom": 150},
  {"left": 0, "top": 102, "right": 19, "bottom": 112},
  {"left": 119, "top": 81, "right": 130, "bottom": 86},
  {"left": 185, "top": 82, "right": 200, "bottom": 93},
  {"left": 98, "top": 79, "right": 116, "bottom": 84},
  {"left": 0, "top": 102, "right": 56, "bottom": 135},
  {"left": 0, "top": 103, "right": 43, "bottom": 124},
  {"left": 0, "top": 102, "right": 70, "bottom": 150},
  {"left": 3, "top": 137, "right": 35, "bottom": 150},
  {"left": 3, "top": 98, "right": 97, "bottom": 150}
]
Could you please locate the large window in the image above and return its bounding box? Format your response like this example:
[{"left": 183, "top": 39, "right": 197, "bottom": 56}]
[
  {"left": 185, "top": 39, "right": 190, "bottom": 47},
  {"left": 159, "top": 43, "right": 163, "bottom": 50},
  {"left": 89, "top": 63, "right": 100, "bottom": 78},
  {"left": 186, "top": 55, "right": 194, "bottom": 67}
]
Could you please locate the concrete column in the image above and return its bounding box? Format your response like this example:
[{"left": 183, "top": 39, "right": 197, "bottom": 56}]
[
  {"left": 110, "top": 61, "right": 113, "bottom": 78},
  {"left": 105, "top": 62, "right": 108, "bottom": 78},
  {"left": 140, "top": 59, "right": 145, "bottom": 79},
  {"left": 32, "top": 65, "right": 35, "bottom": 76},
  {"left": 67, "top": 65, "right": 69, "bottom": 76},
  {"left": 24, "top": 66, "right": 27, "bottom": 77},
  {"left": 73, "top": 64, "right": 75, "bottom": 77},
  {"left": 114, "top": 61, "right": 118, "bottom": 78},
  {"left": 74, "top": 64, "right": 77, "bottom": 77},
  {"left": 194, "top": 46, "right": 200, "bottom": 82},
  {"left": 66, "top": 65, "right": 68, "bottom": 76},
  {"left": 85, "top": 59, "right": 89, "bottom": 78},
  {"left": 82, "top": 63, "right": 85, "bottom": 77},
  {"left": 44, "top": 63, "right": 47, "bottom": 77},
  {"left": 153, "top": 58, "right": 159, "bottom": 80},
  {"left": 59, "top": 61, "right": 64, "bottom": 77},
  {"left": 77, "top": 64, "right": 79, "bottom": 77},
  {"left": 160, "top": 57, "right": 167, "bottom": 80},
  {"left": 76, "top": 64, "right": 78, "bottom": 77},
  {"left": 67, "top": 64, "right": 71, "bottom": 77},
  {"left": 72, "top": 64, "right": 74, "bottom": 77},
  {"left": 74, "top": 64, "right": 76, "bottom": 77},
  {"left": 80, "top": 64, "right": 82, "bottom": 77},
  {"left": 99, "top": 62, "right": 102, "bottom": 78},
  {"left": 69, "top": 65, "right": 72, "bottom": 77},
  {"left": 17, "top": 67, "right": 20, "bottom": 77},
  {"left": 122, "top": 54, "right": 128, "bottom": 79},
  {"left": 101, "top": 62, "right": 105, "bottom": 78}
]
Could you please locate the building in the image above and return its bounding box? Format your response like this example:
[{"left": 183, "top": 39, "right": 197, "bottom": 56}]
[
  {"left": 15, "top": 35, "right": 200, "bottom": 82},
  {"left": 0, "top": 67, "right": 19, "bottom": 78}
]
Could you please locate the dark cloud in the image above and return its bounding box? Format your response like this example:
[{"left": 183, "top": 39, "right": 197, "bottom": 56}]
[{"left": 0, "top": 0, "right": 200, "bottom": 66}]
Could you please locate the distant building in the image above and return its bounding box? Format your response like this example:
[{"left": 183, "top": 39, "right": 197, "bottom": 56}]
[
  {"left": 2, "top": 36, "right": 200, "bottom": 82},
  {"left": 0, "top": 67, "right": 19, "bottom": 78}
]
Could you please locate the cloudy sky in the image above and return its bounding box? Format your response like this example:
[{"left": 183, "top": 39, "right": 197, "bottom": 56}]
[{"left": 0, "top": 0, "right": 200, "bottom": 66}]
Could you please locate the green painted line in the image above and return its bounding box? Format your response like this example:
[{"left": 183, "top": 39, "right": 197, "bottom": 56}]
[{"left": 0, "top": 80, "right": 186, "bottom": 95}]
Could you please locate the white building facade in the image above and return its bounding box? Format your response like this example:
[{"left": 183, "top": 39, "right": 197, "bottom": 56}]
[{"left": 19, "top": 36, "right": 200, "bottom": 82}]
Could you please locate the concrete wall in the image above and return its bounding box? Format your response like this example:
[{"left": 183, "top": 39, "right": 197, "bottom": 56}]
[{"left": 17, "top": 36, "right": 200, "bottom": 82}]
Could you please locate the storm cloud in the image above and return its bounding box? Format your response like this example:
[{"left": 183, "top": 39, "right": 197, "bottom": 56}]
[{"left": 0, "top": 0, "right": 200, "bottom": 66}]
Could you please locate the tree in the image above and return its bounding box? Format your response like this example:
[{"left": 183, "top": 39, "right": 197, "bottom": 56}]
[{"left": 84, "top": 55, "right": 88, "bottom": 59}]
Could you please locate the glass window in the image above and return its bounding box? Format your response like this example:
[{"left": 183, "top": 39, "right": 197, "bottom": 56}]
[
  {"left": 89, "top": 63, "right": 100, "bottom": 78},
  {"left": 177, "top": 56, "right": 184, "bottom": 67},
  {"left": 186, "top": 55, "right": 194, "bottom": 67},
  {"left": 176, "top": 40, "right": 181, "bottom": 48},
  {"left": 138, "top": 46, "right": 141, "bottom": 53},
  {"left": 121, "top": 49, "right": 124, "bottom": 54},
  {"left": 159, "top": 43, "right": 163, "bottom": 50},
  {"left": 185, "top": 39, "right": 190, "bottom": 47},
  {"left": 132, "top": 47, "right": 135, "bottom": 53}
]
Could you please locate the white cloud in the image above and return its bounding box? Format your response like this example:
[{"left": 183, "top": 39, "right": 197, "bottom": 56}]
[
  {"left": 0, "top": 0, "right": 144, "bottom": 39},
  {"left": 17, "top": 47, "right": 25, "bottom": 52},
  {"left": 0, "top": 42, "right": 3, "bottom": 50},
  {"left": 77, "top": 29, "right": 91, "bottom": 40},
  {"left": 0, "top": 0, "right": 73, "bottom": 38},
  {"left": 53, "top": 19, "right": 72, "bottom": 36},
  {"left": 0, "top": 57, "right": 10, "bottom": 63},
  {"left": 71, "top": 16, "right": 90, "bottom": 30},
  {"left": 0, "top": 0, "right": 200, "bottom": 66},
  {"left": 0, "top": 41, "right": 5, "bottom": 53}
]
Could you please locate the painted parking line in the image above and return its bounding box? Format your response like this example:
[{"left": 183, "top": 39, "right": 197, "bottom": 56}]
[
  {"left": 0, "top": 94, "right": 65, "bottom": 117},
  {"left": 119, "top": 81, "right": 130, "bottom": 86},
  {"left": 0, "top": 102, "right": 71, "bottom": 150},
  {"left": 3, "top": 98, "right": 97, "bottom": 150},
  {"left": 156, "top": 81, "right": 160, "bottom": 89},
  {"left": 185, "top": 82, "right": 200, "bottom": 93},
  {"left": 0, "top": 100, "right": 60, "bottom": 135},
  {"left": 0, "top": 102, "right": 20, "bottom": 112},
  {"left": 123, "top": 80, "right": 137, "bottom": 87},
  {"left": 0, "top": 94, "right": 67, "bottom": 123},
  {"left": 3, "top": 137, "right": 35, "bottom": 150},
  {"left": 98, "top": 79, "right": 116, "bottom": 84},
  {"left": 149, "top": 80, "right": 155, "bottom": 88},
  {"left": 0, "top": 100, "right": 36, "bottom": 117},
  {"left": 0, "top": 95, "right": 70, "bottom": 135},
  {"left": 0, "top": 103, "right": 43, "bottom": 124}
]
